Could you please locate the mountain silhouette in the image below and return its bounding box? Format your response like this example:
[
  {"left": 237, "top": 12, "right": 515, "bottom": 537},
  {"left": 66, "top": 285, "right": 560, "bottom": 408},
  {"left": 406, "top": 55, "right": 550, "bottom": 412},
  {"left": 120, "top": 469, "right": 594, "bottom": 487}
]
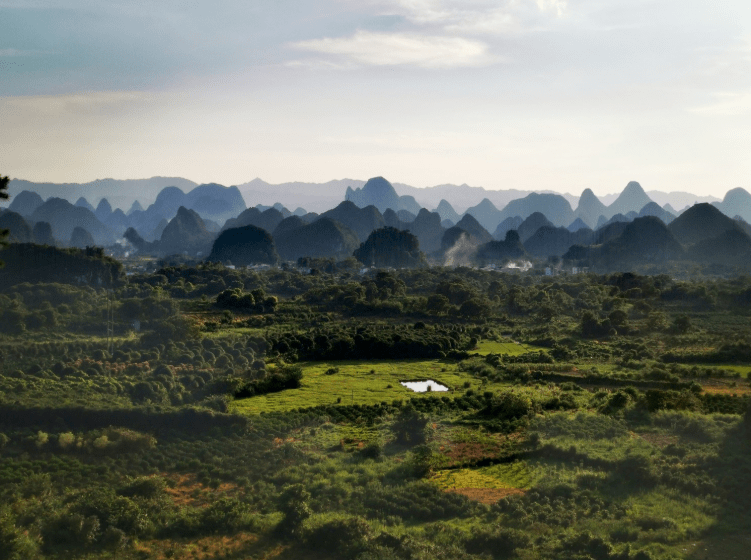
[
  {"left": 408, "top": 209, "right": 446, "bottom": 254},
  {"left": 597, "top": 213, "right": 633, "bottom": 230},
  {"left": 476, "top": 230, "right": 527, "bottom": 263},
  {"left": 319, "top": 201, "right": 386, "bottom": 242},
  {"left": 577, "top": 216, "right": 684, "bottom": 269},
  {"left": 714, "top": 187, "right": 751, "bottom": 223},
  {"left": 0, "top": 211, "right": 33, "bottom": 242},
  {"left": 524, "top": 226, "right": 595, "bottom": 258},
  {"left": 383, "top": 209, "right": 409, "bottom": 230},
  {"left": 687, "top": 228, "right": 751, "bottom": 267},
  {"left": 127, "top": 200, "right": 144, "bottom": 215},
  {"left": 397, "top": 209, "right": 416, "bottom": 223},
  {"left": 124, "top": 227, "right": 158, "bottom": 255},
  {"left": 441, "top": 227, "right": 470, "bottom": 253},
  {"left": 30, "top": 198, "right": 116, "bottom": 246},
  {"left": 499, "top": 193, "right": 575, "bottom": 227},
  {"left": 668, "top": 203, "right": 742, "bottom": 247},
  {"left": 275, "top": 218, "right": 359, "bottom": 261},
  {"left": 353, "top": 226, "right": 425, "bottom": 268},
  {"left": 595, "top": 221, "right": 631, "bottom": 244},
  {"left": 517, "top": 212, "right": 555, "bottom": 242},
  {"left": 493, "top": 216, "right": 523, "bottom": 241},
  {"left": 159, "top": 206, "right": 215, "bottom": 257},
  {"left": 465, "top": 198, "right": 503, "bottom": 233},
  {"left": 606, "top": 181, "right": 652, "bottom": 218},
  {"left": 69, "top": 226, "right": 95, "bottom": 248},
  {"left": 74, "top": 197, "right": 95, "bottom": 212},
  {"left": 33, "top": 221, "right": 55, "bottom": 245},
  {"left": 95, "top": 198, "right": 113, "bottom": 223},
  {"left": 574, "top": 189, "right": 607, "bottom": 228},
  {"left": 567, "top": 218, "right": 589, "bottom": 232},
  {"left": 272, "top": 216, "right": 306, "bottom": 237},
  {"left": 435, "top": 200, "right": 461, "bottom": 223},
  {"left": 454, "top": 214, "right": 493, "bottom": 244},
  {"left": 639, "top": 202, "right": 675, "bottom": 224},
  {"left": 184, "top": 183, "right": 246, "bottom": 222},
  {"left": 345, "top": 176, "right": 421, "bottom": 214},
  {"left": 207, "top": 225, "right": 279, "bottom": 266},
  {"left": 8, "top": 191, "right": 44, "bottom": 216},
  {"left": 224, "top": 207, "right": 284, "bottom": 234}
]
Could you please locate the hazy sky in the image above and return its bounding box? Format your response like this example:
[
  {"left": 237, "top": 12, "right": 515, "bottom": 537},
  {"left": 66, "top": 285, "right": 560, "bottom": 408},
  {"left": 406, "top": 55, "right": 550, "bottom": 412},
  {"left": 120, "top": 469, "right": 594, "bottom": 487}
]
[{"left": 1, "top": 0, "right": 751, "bottom": 197}]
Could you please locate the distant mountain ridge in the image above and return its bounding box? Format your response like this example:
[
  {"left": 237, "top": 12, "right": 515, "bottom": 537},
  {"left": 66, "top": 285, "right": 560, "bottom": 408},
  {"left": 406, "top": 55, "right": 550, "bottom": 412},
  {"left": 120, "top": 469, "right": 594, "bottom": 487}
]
[{"left": 8, "top": 177, "right": 197, "bottom": 210}]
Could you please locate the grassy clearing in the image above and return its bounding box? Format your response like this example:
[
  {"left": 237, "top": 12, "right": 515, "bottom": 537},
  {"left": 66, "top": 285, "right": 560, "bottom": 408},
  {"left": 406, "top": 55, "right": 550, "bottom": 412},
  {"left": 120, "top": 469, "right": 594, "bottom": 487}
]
[
  {"left": 431, "top": 461, "right": 536, "bottom": 491},
  {"left": 701, "top": 364, "right": 751, "bottom": 378},
  {"left": 474, "top": 339, "right": 547, "bottom": 356},
  {"left": 231, "top": 359, "right": 475, "bottom": 414}
]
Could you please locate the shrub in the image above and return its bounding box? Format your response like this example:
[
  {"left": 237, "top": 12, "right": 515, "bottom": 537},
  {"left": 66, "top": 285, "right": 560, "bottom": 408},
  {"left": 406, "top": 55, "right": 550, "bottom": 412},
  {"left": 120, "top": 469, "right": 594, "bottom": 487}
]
[{"left": 304, "top": 516, "right": 373, "bottom": 558}]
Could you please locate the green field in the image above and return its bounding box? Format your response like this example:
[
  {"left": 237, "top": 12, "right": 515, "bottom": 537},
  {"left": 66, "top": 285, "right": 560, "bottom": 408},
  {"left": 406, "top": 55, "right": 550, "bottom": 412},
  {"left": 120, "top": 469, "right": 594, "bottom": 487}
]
[
  {"left": 431, "top": 460, "right": 537, "bottom": 491},
  {"left": 474, "top": 339, "right": 547, "bottom": 356},
  {"left": 231, "top": 359, "right": 472, "bottom": 414}
]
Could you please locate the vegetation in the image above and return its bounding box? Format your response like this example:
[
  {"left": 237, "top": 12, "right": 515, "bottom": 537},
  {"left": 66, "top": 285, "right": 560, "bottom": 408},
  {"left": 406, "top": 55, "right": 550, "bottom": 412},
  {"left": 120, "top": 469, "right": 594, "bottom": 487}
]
[{"left": 1, "top": 257, "right": 750, "bottom": 559}]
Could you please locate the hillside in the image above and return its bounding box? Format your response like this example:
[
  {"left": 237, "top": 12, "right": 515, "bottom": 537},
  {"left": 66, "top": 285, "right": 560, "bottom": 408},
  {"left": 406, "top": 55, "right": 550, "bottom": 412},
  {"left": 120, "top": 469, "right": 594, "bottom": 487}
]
[
  {"left": 687, "top": 228, "right": 751, "bottom": 267},
  {"left": 0, "top": 210, "right": 33, "bottom": 243},
  {"left": 606, "top": 181, "right": 652, "bottom": 218},
  {"left": 275, "top": 218, "right": 359, "bottom": 261},
  {"left": 8, "top": 177, "right": 197, "bottom": 210},
  {"left": 517, "top": 212, "right": 555, "bottom": 242},
  {"left": 575, "top": 188, "right": 608, "bottom": 228},
  {"left": 588, "top": 216, "right": 684, "bottom": 270},
  {"left": 224, "top": 207, "right": 285, "bottom": 234},
  {"left": 30, "top": 198, "right": 117, "bottom": 246},
  {"left": 408, "top": 209, "right": 446, "bottom": 254},
  {"left": 207, "top": 225, "right": 279, "bottom": 265},
  {"left": 493, "top": 216, "right": 523, "bottom": 241},
  {"left": 319, "top": 201, "right": 386, "bottom": 242},
  {"left": 476, "top": 230, "right": 527, "bottom": 263},
  {"left": 496, "top": 193, "right": 575, "bottom": 227},
  {"left": 524, "top": 226, "right": 595, "bottom": 258},
  {"left": 668, "top": 203, "right": 741, "bottom": 246},
  {"left": 158, "top": 206, "right": 215, "bottom": 257},
  {"left": 353, "top": 227, "right": 425, "bottom": 268},
  {"left": 464, "top": 198, "right": 503, "bottom": 233},
  {"left": 454, "top": 214, "right": 493, "bottom": 244},
  {"left": 345, "top": 176, "right": 421, "bottom": 215},
  {"left": 8, "top": 190, "right": 44, "bottom": 216}
]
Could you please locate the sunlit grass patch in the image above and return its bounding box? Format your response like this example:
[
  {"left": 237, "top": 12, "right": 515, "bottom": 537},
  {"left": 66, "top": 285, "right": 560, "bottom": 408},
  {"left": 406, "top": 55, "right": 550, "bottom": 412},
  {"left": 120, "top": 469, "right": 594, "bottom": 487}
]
[
  {"left": 135, "top": 533, "right": 263, "bottom": 560},
  {"left": 230, "top": 359, "right": 474, "bottom": 414},
  {"left": 700, "top": 364, "right": 751, "bottom": 378},
  {"left": 431, "top": 461, "right": 536, "bottom": 492},
  {"left": 475, "top": 339, "right": 547, "bottom": 356},
  {"left": 624, "top": 488, "right": 718, "bottom": 546},
  {"left": 302, "top": 422, "right": 387, "bottom": 452}
]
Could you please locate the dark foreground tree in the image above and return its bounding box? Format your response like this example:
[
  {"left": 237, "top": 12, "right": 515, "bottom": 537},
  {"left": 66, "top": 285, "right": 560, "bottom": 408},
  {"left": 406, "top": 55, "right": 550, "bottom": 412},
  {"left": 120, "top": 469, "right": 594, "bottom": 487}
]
[{"left": 0, "top": 175, "right": 9, "bottom": 267}]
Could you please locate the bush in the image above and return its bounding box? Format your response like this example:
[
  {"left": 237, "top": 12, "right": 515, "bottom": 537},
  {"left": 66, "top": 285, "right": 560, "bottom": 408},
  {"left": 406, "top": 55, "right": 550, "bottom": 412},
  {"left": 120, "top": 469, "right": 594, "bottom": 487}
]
[
  {"left": 464, "top": 527, "right": 530, "bottom": 558},
  {"left": 482, "top": 391, "right": 534, "bottom": 421},
  {"left": 304, "top": 516, "right": 373, "bottom": 558}
]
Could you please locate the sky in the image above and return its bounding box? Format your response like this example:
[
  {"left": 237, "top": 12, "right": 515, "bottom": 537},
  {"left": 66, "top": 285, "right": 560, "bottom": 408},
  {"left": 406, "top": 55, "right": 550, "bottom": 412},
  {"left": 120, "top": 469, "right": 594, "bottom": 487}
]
[{"left": 1, "top": 0, "right": 751, "bottom": 198}]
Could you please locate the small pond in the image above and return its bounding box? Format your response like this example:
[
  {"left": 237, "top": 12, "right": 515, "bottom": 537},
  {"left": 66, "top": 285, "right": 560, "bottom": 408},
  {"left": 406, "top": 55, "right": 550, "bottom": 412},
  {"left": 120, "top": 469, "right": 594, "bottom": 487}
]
[{"left": 400, "top": 380, "right": 449, "bottom": 393}]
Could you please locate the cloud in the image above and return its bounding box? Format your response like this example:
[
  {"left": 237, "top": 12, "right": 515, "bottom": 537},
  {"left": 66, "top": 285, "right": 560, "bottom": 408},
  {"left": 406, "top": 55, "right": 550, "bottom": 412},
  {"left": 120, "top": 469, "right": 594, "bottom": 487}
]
[
  {"left": 289, "top": 30, "right": 494, "bottom": 68},
  {"left": 536, "top": 0, "right": 567, "bottom": 17},
  {"left": 362, "top": 0, "right": 567, "bottom": 34}
]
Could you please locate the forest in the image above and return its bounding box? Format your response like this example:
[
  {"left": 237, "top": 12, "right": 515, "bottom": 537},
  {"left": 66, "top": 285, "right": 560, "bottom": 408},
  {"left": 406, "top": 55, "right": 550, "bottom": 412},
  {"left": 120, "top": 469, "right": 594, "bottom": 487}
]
[{"left": 1, "top": 254, "right": 750, "bottom": 560}]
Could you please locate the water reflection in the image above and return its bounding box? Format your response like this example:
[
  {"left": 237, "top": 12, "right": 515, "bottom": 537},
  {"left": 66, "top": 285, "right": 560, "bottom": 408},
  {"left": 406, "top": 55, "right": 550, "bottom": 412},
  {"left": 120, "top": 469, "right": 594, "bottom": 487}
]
[{"left": 400, "top": 380, "right": 449, "bottom": 393}]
